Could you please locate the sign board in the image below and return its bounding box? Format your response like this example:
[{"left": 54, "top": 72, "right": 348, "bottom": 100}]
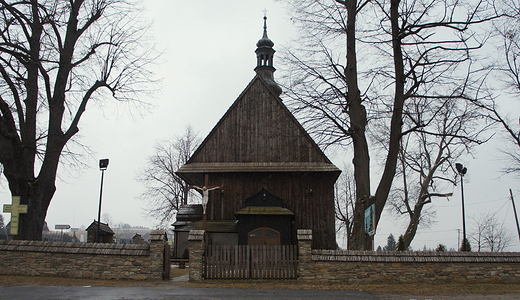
[
  {"left": 55, "top": 224, "right": 71, "bottom": 230},
  {"left": 3, "top": 196, "right": 28, "bottom": 235},
  {"left": 364, "top": 204, "right": 375, "bottom": 236}
]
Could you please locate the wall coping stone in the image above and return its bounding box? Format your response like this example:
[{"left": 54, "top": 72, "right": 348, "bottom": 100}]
[
  {"left": 188, "top": 230, "right": 204, "bottom": 241},
  {"left": 148, "top": 230, "right": 167, "bottom": 241},
  {"left": 0, "top": 240, "right": 150, "bottom": 256},
  {"left": 297, "top": 229, "right": 312, "bottom": 241},
  {"left": 312, "top": 249, "right": 520, "bottom": 263}
]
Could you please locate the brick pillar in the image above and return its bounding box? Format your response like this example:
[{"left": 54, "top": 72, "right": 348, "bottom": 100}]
[
  {"left": 188, "top": 230, "right": 204, "bottom": 281},
  {"left": 297, "top": 229, "right": 312, "bottom": 280}
]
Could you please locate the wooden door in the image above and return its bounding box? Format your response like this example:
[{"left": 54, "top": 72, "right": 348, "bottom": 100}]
[{"left": 248, "top": 227, "right": 281, "bottom": 245}]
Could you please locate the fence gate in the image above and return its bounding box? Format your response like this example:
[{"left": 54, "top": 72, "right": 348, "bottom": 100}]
[{"left": 204, "top": 245, "right": 298, "bottom": 279}]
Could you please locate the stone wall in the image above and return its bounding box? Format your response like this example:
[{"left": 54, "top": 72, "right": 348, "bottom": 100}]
[
  {"left": 297, "top": 229, "right": 520, "bottom": 283},
  {"left": 186, "top": 228, "right": 520, "bottom": 283},
  {"left": 0, "top": 230, "right": 168, "bottom": 280}
]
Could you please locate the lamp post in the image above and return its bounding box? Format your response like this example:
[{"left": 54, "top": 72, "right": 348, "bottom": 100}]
[
  {"left": 96, "top": 158, "right": 109, "bottom": 243},
  {"left": 455, "top": 163, "right": 468, "bottom": 251}
]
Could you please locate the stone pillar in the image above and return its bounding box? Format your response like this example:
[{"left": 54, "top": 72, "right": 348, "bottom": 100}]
[
  {"left": 188, "top": 230, "right": 204, "bottom": 281},
  {"left": 297, "top": 229, "right": 312, "bottom": 280},
  {"left": 148, "top": 229, "right": 168, "bottom": 280}
]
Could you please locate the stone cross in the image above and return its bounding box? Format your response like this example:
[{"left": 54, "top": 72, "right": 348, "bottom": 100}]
[{"left": 3, "top": 196, "right": 28, "bottom": 235}]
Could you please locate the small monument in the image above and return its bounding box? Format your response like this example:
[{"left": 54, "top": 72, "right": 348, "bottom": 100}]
[{"left": 3, "top": 196, "right": 28, "bottom": 235}]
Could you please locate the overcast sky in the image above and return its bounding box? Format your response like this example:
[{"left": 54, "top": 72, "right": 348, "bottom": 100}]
[{"left": 1, "top": 0, "right": 519, "bottom": 251}]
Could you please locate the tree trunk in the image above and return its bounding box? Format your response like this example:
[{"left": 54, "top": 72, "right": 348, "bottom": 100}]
[
  {"left": 372, "top": 0, "right": 405, "bottom": 235},
  {"left": 340, "top": 0, "right": 372, "bottom": 251},
  {"left": 402, "top": 203, "right": 423, "bottom": 249},
  {"left": 17, "top": 191, "right": 53, "bottom": 241},
  {"left": 346, "top": 0, "right": 406, "bottom": 250},
  {"left": 4, "top": 157, "right": 58, "bottom": 241}
]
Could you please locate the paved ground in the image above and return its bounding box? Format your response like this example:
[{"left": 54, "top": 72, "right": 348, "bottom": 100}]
[
  {"left": 0, "top": 286, "right": 379, "bottom": 300},
  {"left": 2, "top": 284, "right": 520, "bottom": 300},
  {"left": 377, "top": 294, "right": 520, "bottom": 300},
  {"left": 2, "top": 274, "right": 520, "bottom": 299}
]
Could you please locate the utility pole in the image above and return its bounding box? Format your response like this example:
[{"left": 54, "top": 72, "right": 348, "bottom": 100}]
[
  {"left": 455, "top": 163, "right": 468, "bottom": 251},
  {"left": 96, "top": 159, "right": 109, "bottom": 243},
  {"left": 510, "top": 189, "right": 520, "bottom": 243},
  {"left": 457, "top": 229, "right": 460, "bottom": 250}
]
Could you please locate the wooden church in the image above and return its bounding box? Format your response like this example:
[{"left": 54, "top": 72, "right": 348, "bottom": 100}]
[{"left": 175, "top": 17, "right": 340, "bottom": 250}]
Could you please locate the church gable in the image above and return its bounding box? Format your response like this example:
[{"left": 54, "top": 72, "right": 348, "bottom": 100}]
[
  {"left": 188, "top": 76, "right": 330, "bottom": 164},
  {"left": 175, "top": 16, "right": 339, "bottom": 249}
]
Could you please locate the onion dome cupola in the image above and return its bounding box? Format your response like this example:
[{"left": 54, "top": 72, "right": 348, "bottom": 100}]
[{"left": 255, "top": 15, "right": 282, "bottom": 96}]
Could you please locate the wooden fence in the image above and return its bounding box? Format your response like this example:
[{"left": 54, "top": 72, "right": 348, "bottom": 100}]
[{"left": 204, "top": 245, "right": 298, "bottom": 279}]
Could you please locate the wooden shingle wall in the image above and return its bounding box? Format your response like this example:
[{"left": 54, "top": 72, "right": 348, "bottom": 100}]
[
  {"left": 206, "top": 172, "right": 337, "bottom": 249},
  {"left": 179, "top": 76, "right": 340, "bottom": 249},
  {"left": 189, "top": 77, "right": 330, "bottom": 164}
]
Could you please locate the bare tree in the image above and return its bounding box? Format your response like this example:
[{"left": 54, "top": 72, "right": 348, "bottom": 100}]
[
  {"left": 470, "top": 213, "right": 487, "bottom": 252},
  {"left": 388, "top": 97, "right": 489, "bottom": 249},
  {"left": 335, "top": 166, "right": 356, "bottom": 245},
  {"left": 137, "top": 126, "right": 200, "bottom": 226},
  {"left": 101, "top": 213, "right": 113, "bottom": 227},
  {"left": 471, "top": 1, "right": 520, "bottom": 176},
  {"left": 0, "top": 0, "right": 156, "bottom": 240},
  {"left": 282, "top": 0, "right": 497, "bottom": 249},
  {"left": 470, "top": 212, "right": 513, "bottom": 252}
]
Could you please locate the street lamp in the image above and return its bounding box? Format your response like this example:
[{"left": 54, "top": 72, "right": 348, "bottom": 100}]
[
  {"left": 455, "top": 162, "right": 468, "bottom": 251},
  {"left": 96, "top": 158, "right": 109, "bottom": 243}
]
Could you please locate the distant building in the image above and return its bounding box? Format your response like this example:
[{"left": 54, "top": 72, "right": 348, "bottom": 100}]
[
  {"left": 112, "top": 227, "right": 152, "bottom": 244},
  {"left": 132, "top": 233, "right": 147, "bottom": 244},
  {"left": 86, "top": 220, "right": 114, "bottom": 243}
]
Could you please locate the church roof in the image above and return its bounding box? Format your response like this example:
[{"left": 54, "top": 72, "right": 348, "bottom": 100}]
[
  {"left": 235, "top": 206, "right": 294, "bottom": 216},
  {"left": 176, "top": 17, "right": 340, "bottom": 186},
  {"left": 177, "top": 75, "right": 340, "bottom": 185},
  {"left": 243, "top": 187, "right": 287, "bottom": 208},
  {"left": 175, "top": 220, "right": 238, "bottom": 233}
]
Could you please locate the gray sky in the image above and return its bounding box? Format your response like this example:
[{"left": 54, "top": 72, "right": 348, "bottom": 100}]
[{"left": 1, "top": 0, "right": 519, "bottom": 251}]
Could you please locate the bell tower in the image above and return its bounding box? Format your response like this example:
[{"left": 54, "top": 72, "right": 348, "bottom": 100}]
[{"left": 254, "top": 15, "right": 282, "bottom": 96}]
